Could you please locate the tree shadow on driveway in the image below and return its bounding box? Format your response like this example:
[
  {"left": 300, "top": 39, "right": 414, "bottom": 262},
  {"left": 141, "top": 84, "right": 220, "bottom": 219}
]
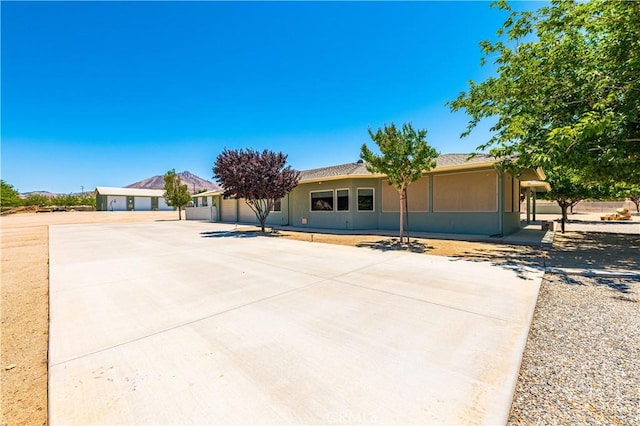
[
  {"left": 356, "top": 239, "right": 433, "bottom": 254},
  {"left": 456, "top": 232, "right": 639, "bottom": 271},
  {"left": 200, "top": 230, "right": 283, "bottom": 238}
]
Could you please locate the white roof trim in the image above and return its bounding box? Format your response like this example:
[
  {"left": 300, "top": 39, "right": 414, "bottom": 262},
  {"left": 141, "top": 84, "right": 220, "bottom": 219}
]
[
  {"left": 192, "top": 190, "right": 224, "bottom": 197},
  {"left": 94, "top": 186, "right": 166, "bottom": 197},
  {"left": 521, "top": 180, "right": 551, "bottom": 192}
]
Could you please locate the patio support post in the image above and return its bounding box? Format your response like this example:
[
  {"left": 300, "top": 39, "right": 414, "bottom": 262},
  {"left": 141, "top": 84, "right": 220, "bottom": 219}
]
[
  {"left": 526, "top": 188, "right": 532, "bottom": 224},
  {"left": 497, "top": 169, "right": 504, "bottom": 236}
]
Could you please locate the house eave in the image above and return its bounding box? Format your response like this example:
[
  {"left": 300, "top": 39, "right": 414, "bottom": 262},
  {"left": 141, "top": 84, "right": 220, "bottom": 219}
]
[
  {"left": 521, "top": 180, "right": 551, "bottom": 192},
  {"left": 517, "top": 167, "right": 546, "bottom": 181},
  {"left": 299, "top": 174, "right": 386, "bottom": 184},
  {"left": 298, "top": 161, "right": 500, "bottom": 183},
  {"left": 430, "top": 161, "right": 498, "bottom": 174},
  {"left": 192, "top": 190, "right": 224, "bottom": 197}
]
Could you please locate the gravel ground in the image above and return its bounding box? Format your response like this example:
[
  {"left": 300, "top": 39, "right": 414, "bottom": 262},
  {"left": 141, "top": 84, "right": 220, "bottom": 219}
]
[{"left": 508, "top": 273, "right": 640, "bottom": 424}]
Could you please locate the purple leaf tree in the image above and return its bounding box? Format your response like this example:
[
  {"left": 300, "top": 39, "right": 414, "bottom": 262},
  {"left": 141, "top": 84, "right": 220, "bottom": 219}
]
[{"left": 213, "top": 149, "right": 300, "bottom": 232}]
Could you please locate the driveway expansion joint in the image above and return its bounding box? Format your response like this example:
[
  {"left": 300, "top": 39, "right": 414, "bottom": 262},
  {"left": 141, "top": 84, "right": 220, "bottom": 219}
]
[
  {"left": 50, "top": 278, "right": 332, "bottom": 368},
  {"left": 335, "top": 279, "right": 526, "bottom": 325}
]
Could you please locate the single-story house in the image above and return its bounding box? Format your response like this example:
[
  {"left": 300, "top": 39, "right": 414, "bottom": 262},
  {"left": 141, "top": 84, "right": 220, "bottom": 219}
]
[
  {"left": 94, "top": 187, "right": 173, "bottom": 211},
  {"left": 185, "top": 154, "right": 547, "bottom": 236}
]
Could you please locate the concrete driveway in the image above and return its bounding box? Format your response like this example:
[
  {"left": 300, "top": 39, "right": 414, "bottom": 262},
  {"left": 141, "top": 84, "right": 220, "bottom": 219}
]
[{"left": 49, "top": 221, "right": 543, "bottom": 425}]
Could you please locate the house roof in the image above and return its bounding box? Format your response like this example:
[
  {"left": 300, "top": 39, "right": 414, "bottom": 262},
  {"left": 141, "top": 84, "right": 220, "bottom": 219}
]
[
  {"left": 94, "top": 186, "right": 166, "bottom": 197},
  {"left": 434, "top": 153, "right": 498, "bottom": 168},
  {"left": 521, "top": 180, "right": 552, "bottom": 192},
  {"left": 192, "top": 189, "right": 224, "bottom": 197},
  {"left": 299, "top": 161, "right": 378, "bottom": 182},
  {"left": 298, "top": 153, "right": 522, "bottom": 183},
  {"left": 97, "top": 155, "right": 545, "bottom": 196}
]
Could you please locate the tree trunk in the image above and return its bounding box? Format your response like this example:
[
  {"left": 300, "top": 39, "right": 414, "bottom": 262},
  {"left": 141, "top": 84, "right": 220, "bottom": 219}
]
[
  {"left": 398, "top": 188, "right": 405, "bottom": 243},
  {"left": 560, "top": 204, "right": 568, "bottom": 233},
  {"left": 404, "top": 187, "right": 410, "bottom": 243},
  {"left": 178, "top": 206, "right": 182, "bottom": 221},
  {"left": 248, "top": 200, "right": 269, "bottom": 233}
]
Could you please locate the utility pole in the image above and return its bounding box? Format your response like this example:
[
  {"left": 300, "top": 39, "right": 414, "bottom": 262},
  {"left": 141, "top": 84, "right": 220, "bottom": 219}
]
[{"left": 81, "top": 185, "right": 84, "bottom": 195}]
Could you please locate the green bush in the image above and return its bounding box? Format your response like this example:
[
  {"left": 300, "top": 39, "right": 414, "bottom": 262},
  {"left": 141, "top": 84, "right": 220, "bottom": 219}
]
[
  {"left": 1, "top": 180, "right": 23, "bottom": 208},
  {"left": 23, "top": 193, "right": 52, "bottom": 207}
]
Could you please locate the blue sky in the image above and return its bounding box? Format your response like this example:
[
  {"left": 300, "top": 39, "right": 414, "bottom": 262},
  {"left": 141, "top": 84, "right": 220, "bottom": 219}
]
[{"left": 2, "top": 1, "right": 539, "bottom": 194}]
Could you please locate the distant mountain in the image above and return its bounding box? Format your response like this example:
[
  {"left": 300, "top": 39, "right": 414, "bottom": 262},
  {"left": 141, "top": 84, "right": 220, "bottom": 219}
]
[
  {"left": 126, "top": 171, "right": 220, "bottom": 193},
  {"left": 20, "top": 191, "right": 58, "bottom": 198}
]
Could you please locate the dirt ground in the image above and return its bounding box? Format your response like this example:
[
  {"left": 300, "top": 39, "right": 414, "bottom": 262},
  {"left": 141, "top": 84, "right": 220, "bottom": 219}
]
[
  {"left": 1, "top": 210, "right": 637, "bottom": 425},
  {"left": 1, "top": 211, "right": 179, "bottom": 425}
]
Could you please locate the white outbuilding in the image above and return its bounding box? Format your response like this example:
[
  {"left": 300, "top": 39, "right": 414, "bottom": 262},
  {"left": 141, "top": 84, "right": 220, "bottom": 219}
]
[{"left": 94, "top": 187, "right": 173, "bottom": 211}]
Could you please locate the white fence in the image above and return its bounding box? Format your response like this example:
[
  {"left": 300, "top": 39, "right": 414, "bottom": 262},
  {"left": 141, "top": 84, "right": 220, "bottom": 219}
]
[{"left": 185, "top": 206, "right": 218, "bottom": 221}]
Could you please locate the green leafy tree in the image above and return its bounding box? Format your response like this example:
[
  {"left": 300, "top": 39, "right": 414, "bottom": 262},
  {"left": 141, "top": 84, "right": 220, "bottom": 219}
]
[
  {"left": 360, "top": 123, "right": 438, "bottom": 243},
  {"left": 76, "top": 193, "right": 96, "bottom": 207},
  {"left": 0, "top": 180, "right": 23, "bottom": 209},
  {"left": 163, "top": 169, "right": 192, "bottom": 220},
  {"left": 213, "top": 149, "right": 300, "bottom": 232},
  {"left": 52, "top": 194, "right": 78, "bottom": 207},
  {"left": 449, "top": 0, "right": 640, "bottom": 183},
  {"left": 630, "top": 194, "right": 640, "bottom": 214},
  {"left": 541, "top": 167, "right": 610, "bottom": 232},
  {"left": 612, "top": 182, "right": 640, "bottom": 214},
  {"left": 24, "top": 193, "right": 52, "bottom": 207}
]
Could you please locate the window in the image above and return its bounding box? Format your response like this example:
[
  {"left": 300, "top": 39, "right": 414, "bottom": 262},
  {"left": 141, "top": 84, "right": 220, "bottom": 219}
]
[
  {"left": 272, "top": 198, "right": 282, "bottom": 212},
  {"left": 336, "top": 189, "right": 349, "bottom": 211},
  {"left": 201, "top": 197, "right": 208, "bottom": 207},
  {"left": 357, "top": 188, "right": 374, "bottom": 211},
  {"left": 311, "top": 190, "right": 334, "bottom": 211}
]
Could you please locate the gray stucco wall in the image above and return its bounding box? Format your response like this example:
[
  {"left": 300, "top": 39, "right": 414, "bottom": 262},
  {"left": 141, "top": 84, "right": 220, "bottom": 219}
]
[
  {"left": 288, "top": 171, "right": 522, "bottom": 236},
  {"left": 215, "top": 194, "right": 290, "bottom": 226},
  {"left": 502, "top": 212, "right": 522, "bottom": 235},
  {"left": 265, "top": 194, "right": 290, "bottom": 226},
  {"left": 288, "top": 178, "right": 381, "bottom": 230},
  {"left": 377, "top": 211, "right": 502, "bottom": 235},
  {"left": 209, "top": 168, "right": 525, "bottom": 236}
]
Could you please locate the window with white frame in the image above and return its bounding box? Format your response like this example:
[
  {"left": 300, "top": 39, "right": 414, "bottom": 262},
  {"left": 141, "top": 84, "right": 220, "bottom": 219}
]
[
  {"left": 336, "top": 189, "right": 349, "bottom": 211},
  {"left": 271, "top": 198, "right": 282, "bottom": 212},
  {"left": 357, "top": 188, "right": 374, "bottom": 211},
  {"left": 310, "top": 190, "right": 334, "bottom": 211}
]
